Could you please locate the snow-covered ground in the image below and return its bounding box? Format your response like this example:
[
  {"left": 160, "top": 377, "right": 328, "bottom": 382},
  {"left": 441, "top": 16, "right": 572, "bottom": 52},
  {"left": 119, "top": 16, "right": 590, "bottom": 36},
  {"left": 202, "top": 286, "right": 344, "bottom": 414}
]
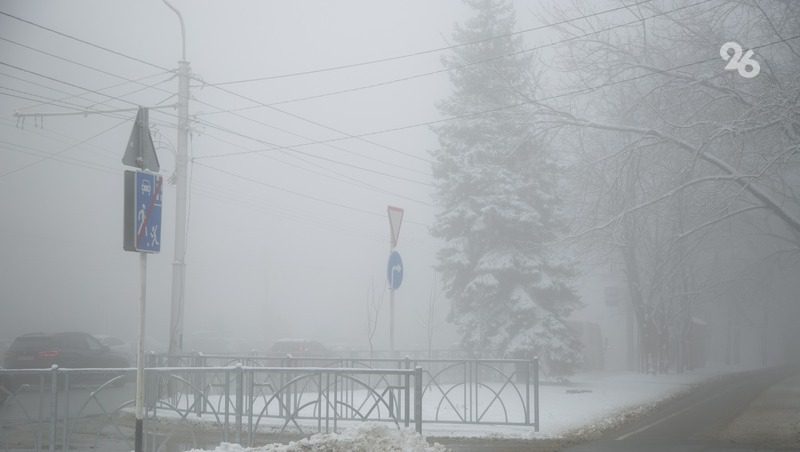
[
  {"left": 183, "top": 365, "right": 745, "bottom": 450},
  {"left": 425, "top": 365, "right": 741, "bottom": 439},
  {"left": 187, "top": 422, "right": 446, "bottom": 452}
]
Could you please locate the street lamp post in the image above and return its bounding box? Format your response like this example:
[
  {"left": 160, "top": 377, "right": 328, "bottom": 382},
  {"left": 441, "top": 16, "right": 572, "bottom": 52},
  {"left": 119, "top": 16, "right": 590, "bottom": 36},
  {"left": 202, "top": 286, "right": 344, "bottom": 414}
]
[{"left": 161, "top": 0, "right": 190, "bottom": 360}]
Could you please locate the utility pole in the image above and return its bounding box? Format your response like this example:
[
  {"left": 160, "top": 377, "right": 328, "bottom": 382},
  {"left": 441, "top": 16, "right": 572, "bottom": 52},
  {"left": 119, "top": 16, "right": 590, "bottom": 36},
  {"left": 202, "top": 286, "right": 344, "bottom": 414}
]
[
  {"left": 168, "top": 59, "right": 189, "bottom": 357},
  {"left": 163, "top": 0, "right": 190, "bottom": 359}
]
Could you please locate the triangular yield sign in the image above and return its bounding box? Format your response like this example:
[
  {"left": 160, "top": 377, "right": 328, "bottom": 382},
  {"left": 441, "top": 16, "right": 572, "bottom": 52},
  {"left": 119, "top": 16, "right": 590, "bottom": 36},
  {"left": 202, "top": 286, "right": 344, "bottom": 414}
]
[
  {"left": 122, "top": 107, "right": 160, "bottom": 172},
  {"left": 387, "top": 205, "right": 404, "bottom": 248}
]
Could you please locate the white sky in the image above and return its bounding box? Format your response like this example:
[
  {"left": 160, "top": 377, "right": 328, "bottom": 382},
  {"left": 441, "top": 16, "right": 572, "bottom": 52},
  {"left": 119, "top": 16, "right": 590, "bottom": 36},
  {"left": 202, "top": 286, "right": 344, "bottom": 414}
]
[{"left": 0, "top": 0, "right": 493, "bottom": 350}]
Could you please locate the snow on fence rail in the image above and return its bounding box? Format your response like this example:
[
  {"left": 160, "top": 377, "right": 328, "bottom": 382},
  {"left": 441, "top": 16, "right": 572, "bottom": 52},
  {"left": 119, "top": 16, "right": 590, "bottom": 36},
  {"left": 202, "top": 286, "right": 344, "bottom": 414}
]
[
  {"left": 0, "top": 366, "right": 419, "bottom": 451},
  {"left": 0, "top": 358, "right": 539, "bottom": 451},
  {"left": 149, "top": 355, "right": 540, "bottom": 428}
]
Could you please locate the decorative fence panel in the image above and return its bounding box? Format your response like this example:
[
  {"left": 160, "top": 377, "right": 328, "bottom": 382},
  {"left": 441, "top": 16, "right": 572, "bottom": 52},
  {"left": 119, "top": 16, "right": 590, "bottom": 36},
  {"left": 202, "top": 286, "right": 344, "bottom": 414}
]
[
  {"left": 0, "top": 366, "right": 419, "bottom": 452},
  {"left": 0, "top": 357, "right": 538, "bottom": 451},
  {"left": 148, "top": 355, "right": 540, "bottom": 427}
]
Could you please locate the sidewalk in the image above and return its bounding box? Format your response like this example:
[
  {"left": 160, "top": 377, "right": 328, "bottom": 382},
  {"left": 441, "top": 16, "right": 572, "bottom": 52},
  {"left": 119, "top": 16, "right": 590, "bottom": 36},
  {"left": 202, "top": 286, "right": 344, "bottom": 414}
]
[{"left": 719, "top": 370, "right": 800, "bottom": 449}]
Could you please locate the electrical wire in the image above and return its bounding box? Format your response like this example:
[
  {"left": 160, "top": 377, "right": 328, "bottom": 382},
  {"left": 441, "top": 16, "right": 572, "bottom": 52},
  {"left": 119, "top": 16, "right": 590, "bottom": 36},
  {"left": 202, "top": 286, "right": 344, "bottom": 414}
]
[
  {"left": 194, "top": 0, "right": 718, "bottom": 163},
  {"left": 0, "top": 35, "right": 170, "bottom": 99},
  {"left": 1, "top": 0, "right": 716, "bottom": 171},
  {"left": 8, "top": 3, "right": 793, "bottom": 229},
  {"left": 0, "top": 54, "right": 433, "bottom": 209},
  {"left": 0, "top": 76, "right": 179, "bottom": 130},
  {"left": 197, "top": 0, "right": 714, "bottom": 114},
  {"left": 197, "top": 128, "right": 433, "bottom": 206},
  {"left": 14, "top": 70, "right": 174, "bottom": 114},
  {"left": 193, "top": 160, "right": 430, "bottom": 228},
  {"left": 0, "top": 139, "right": 119, "bottom": 176},
  {"left": 1, "top": 32, "right": 431, "bottom": 178},
  {"left": 205, "top": 83, "right": 432, "bottom": 164},
  {"left": 202, "top": 0, "right": 657, "bottom": 86},
  {"left": 0, "top": 10, "right": 170, "bottom": 72},
  {"left": 196, "top": 32, "right": 800, "bottom": 161},
  {"left": 190, "top": 183, "right": 392, "bottom": 245},
  {"left": 192, "top": 100, "right": 431, "bottom": 176},
  {"left": 0, "top": 67, "right": 170, "bottom": 111},
  {"left": 189, "top": 115, "right": 433, "bottom": 186},
  {"left": 0, "top": 118, "right": 129, "bottom": 178},
  {"left": 0, "top": 9, "right": 432, "bottom": 169},
  {"left": 0, "top": 60, "right": 148, "bottom": 109}
]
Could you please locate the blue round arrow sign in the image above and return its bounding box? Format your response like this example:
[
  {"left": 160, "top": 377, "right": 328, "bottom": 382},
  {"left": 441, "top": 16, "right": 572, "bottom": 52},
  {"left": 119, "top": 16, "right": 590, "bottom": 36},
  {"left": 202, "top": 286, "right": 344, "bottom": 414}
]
[{"left": 387, "top": 251, "right": 403, "bottom": 290}]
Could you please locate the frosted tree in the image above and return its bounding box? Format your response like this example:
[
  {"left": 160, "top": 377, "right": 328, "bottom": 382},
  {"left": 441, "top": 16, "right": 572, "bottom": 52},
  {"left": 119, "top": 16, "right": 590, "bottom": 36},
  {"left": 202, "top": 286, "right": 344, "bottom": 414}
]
[
  {"left": 536, "top": 0, "right": 800, "bottom": 372},
  {"left": 432, "top": 0, "right": 582, "bottom": 375}
]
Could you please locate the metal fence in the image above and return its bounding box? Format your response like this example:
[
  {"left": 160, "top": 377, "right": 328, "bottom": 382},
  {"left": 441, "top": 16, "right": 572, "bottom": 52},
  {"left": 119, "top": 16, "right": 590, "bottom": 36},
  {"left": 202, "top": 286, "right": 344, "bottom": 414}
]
[
  {"left": 0, "top": 365, "right": 421, "bottom": 452},
  {"left": 150, "top": 354, "right": 540, "bottom": 427},
  {"left": 0, "top": 358, "right": 539, "bottom": 451}
]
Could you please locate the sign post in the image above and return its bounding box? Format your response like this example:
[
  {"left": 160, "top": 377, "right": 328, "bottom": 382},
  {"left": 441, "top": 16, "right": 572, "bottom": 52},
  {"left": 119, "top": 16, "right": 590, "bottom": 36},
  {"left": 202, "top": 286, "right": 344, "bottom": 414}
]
[
  {"left": 387, "top": 206, "right": 404, "bottom": 353},
  {"left": 122, "top": 107, "right": 161, "bottom": 452}
]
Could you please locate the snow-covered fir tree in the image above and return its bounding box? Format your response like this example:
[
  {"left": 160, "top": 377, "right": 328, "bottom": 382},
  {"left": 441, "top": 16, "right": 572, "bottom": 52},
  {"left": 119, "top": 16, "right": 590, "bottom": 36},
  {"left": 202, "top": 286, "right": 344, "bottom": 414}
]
[{"left": 432, "top": 0, "right": 582, "bottom": 376}]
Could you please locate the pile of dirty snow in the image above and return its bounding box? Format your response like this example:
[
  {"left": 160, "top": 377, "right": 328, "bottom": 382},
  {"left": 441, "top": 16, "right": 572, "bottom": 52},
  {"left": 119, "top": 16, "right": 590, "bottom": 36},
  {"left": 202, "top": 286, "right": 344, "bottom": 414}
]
[{"left": 187, "top": 423, "right": 447, "bottom": 452}]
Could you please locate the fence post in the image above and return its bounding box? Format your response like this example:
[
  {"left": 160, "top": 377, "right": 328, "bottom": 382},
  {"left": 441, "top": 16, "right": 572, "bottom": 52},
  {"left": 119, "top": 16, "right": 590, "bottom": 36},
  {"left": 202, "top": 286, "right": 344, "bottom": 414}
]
[
  {"left": 235, "top": 363, "right": 243, "bottom": 444},
  {"left": 534, "top": 357, "right": 539, "bottom": 432},
  {"left": 223, "top": 368, "right": 230, "bottom": 443},
  {"left": 62, "top": 373, "right": 70, "bottom": 451},
  {"left": 403, "top": 357, "right": 411, "bottom": 426},
  {"left": 194, "top": 352, "right": 204, "bottom": 417},
  {"left": 247, "top": 368, "right": 255, "bottom": 446},
  {"left": 414, "top": 367, "right": 423, "bottom": 434},
  {"left": 49, "top": 365, "right": 58, "bottom": 452},
  {"left": 524, "top": 360, "right": 531, "bottom": 425},
  {"left": 284, "top": 354, "right": 292, "bottom": 420}
]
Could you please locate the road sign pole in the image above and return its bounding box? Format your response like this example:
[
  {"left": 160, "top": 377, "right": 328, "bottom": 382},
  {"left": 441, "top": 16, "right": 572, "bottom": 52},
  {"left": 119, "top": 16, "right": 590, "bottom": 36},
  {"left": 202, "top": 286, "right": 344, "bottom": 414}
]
[
  {"left": 122, "top": 104, "right": 161, "bottom": 452},
  {"left": 386, "top": 206, "right": 404, "bottom": 354},
  {"left": 135, "top": 251, "right": 147, "bottom": 452},
  {"left": 390, "top": 284, "right": 395, "bottom": 353}
]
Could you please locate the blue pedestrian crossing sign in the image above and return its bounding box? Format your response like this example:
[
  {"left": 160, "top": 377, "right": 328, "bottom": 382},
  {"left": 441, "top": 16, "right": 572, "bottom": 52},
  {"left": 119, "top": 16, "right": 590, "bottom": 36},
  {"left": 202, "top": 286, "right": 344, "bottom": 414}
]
[
  {"left": 124, "top": 170, "right": 163, "bottom": 253},
  {"left": 387, "top": 251, "right": 403, "bottom": 290}
]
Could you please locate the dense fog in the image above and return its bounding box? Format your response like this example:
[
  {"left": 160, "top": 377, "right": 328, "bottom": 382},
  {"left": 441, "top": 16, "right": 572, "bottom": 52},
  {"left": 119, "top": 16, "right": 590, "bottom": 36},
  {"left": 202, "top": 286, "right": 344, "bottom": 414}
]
[{"left": 1, "top": 0, "right": 799, "bottom": 375}]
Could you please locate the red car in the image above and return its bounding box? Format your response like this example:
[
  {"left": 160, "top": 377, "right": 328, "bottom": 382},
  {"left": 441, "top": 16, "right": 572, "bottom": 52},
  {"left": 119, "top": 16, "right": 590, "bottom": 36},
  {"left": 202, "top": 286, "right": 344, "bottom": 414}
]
[{"left": 4, "top": 332, "right": 130, "bottom": 370}]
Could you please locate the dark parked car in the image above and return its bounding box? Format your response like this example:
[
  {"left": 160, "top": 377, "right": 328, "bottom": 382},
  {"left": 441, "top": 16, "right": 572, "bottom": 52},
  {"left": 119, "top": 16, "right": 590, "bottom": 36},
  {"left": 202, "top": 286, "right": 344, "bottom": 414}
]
[
  {"left": 0, "top": 370, "right": 8, "bottom": 405},
  {"left": 3, "top": 332, "right": 130, "bottom": 370}
]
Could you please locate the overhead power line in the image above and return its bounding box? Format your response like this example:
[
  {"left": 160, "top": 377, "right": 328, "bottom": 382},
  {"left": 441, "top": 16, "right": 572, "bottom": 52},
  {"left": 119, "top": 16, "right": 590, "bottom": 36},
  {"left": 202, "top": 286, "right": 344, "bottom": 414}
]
[
  {"left": 0, "top": 10, "right": 170, "bottom": 72},
  {"left": 1, "top": 25, "right": 431, "bottom": 177},
  {"left": 0, "top": 118, "right": 128, "bottom": 178},
  {"left": 1, "top": 8, "right": 429, "bottom": 166},
  {"left": 0, "top": 60, "right": 148, "bottom": 109},
  {"left": 190, "top": 97, "right": 431, "bottom": 176},
  {"left": 193, "top": 160, "right": 430, "bottom": 228},
  {"left": 196, "top": 126, "right": 433, "bottom": 206},
  {"left": 203, "top": 0, "right": 656, "bottom": 86},
  {"left": 192, "top": 0, "right": 715, "bottom": 166},
  {"left": 189, "top": 115, "right": 433, "bottom": 186},
  {"left": 196, "top": 0, "right": 715, "bottom": 117},
  {"left": 0, "top": 39, "right": 432, "bottom": 204},
  {"left": 0, "top": 84, "right": 177, "bottom": 130},
  {"left": 196, "top": 32, "right": 800, "bottom": 161},
  {"left": 205, "top": 82, "right": 433, "bottom": 164},
  {"left": 0, "top": 34, "right": 177, "bottom": 113},
  {"left": 192, "top": 186, "right": 388, "bottom": 244}
]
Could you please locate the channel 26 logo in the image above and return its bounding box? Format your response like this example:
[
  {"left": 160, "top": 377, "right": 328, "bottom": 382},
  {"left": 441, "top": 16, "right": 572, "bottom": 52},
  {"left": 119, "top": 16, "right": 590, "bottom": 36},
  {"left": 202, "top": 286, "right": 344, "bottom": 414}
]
[{"left": 720, "top": 42, "right": 760, "bottom": 78}]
